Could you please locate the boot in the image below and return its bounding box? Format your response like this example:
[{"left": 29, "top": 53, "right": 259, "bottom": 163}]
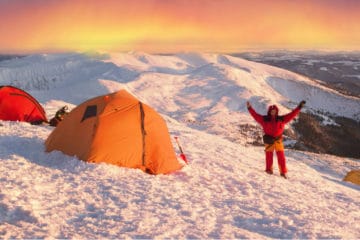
[{"left": 280, "top": 173, "right": 288, "bottom": 179}]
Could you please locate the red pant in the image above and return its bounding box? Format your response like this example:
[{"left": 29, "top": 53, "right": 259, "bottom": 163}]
[{"left": 265, "top": 140, "right": 287, "bottom": 174}]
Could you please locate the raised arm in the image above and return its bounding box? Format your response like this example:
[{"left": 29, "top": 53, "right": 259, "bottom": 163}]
[
  {"left": 282, "top": 100, "right": 306, "bottom": 124},
  {"left": 247, "top": 101, "right": 264, "bottom": 125}
]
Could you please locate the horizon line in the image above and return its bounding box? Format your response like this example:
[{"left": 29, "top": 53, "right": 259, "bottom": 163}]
[{"left": 1, "top": 47, "right": 360, "bottom": 56}]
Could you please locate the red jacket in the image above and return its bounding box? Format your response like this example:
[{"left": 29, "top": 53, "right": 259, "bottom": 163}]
[{"left": 248, "top": 104, "right": 301, "bottom": 137}]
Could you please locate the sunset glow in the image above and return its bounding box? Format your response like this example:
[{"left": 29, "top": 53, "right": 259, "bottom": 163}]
[{"left": 1, "top": 0, "right": 359, "bottom": 53}]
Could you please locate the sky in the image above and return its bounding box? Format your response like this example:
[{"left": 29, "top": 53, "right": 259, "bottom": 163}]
[{"left": 0, "top": 0, "right": 360, "bottom": 54}]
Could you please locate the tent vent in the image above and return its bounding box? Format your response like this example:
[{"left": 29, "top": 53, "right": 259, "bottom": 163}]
[{"left": 81, "top": 105, "right": 97, "bottom": 122}]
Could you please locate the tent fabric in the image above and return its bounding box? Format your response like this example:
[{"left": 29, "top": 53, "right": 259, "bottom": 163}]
[
  {"left": 0, "top": 85, "right": 47, "bottom": 124},
  {"left": 45, "top": 90, "right": 182, "bottom": 174},
  {"left": 343, "top": 170, "right": 360, "bottom": 186}
]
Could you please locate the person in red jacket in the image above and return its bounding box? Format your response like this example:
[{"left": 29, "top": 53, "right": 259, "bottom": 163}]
[{"left": 247, "top": 100, "right": 306, "bottom": 178}]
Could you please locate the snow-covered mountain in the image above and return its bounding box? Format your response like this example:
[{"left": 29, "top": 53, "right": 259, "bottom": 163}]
[
  {"left": 0, "top": 52, "right": 359, "bottom": 239},
  {"left": 1, "top": 52, "right": 359, "bottom": 143},
  {"left": 235, "top": 51, "right": 360, "bottom": 97}
]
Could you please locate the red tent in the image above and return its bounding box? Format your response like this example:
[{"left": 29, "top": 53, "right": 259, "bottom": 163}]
[{"left": 0, "top": 86, "right": 47, "bottom": 124}]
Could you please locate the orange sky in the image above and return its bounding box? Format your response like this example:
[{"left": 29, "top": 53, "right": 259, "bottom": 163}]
[{"left": 1, "top": 0, "right": 359, "bottom": 53}]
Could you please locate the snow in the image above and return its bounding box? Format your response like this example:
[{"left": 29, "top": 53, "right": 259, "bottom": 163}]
[
  {"left": 320, "top": 67, "right": 328, "bottom": 71},
  {"left": 0, "top": 52, "right": 360, "bottom": 239},
  {"left": 344, "top": 74, "right": 360, "bottom": 80}
]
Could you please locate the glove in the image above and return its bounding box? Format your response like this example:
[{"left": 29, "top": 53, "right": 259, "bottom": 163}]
[
  {"left": 246, "top": 101, "right": 251, "bottom": 108},
  {"left": 298, "top": 100, "right": 306, "bottom": 109}
]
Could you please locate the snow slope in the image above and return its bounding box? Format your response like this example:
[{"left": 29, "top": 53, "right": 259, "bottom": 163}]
[
  {"left": 1, "top": 52, "right": 359, "bottom": 143},
  {"left": 0, "top": 52, "right": 359, "bottom": 239}
]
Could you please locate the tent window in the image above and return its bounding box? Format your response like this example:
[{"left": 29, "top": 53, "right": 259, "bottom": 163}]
[{"left": 81, "top": 105, "right": 97, "bottom": 122}]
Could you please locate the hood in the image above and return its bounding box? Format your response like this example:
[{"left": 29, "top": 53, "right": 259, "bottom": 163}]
[{"left": 267, "top": 104, "right": 279, "bottom": 116}]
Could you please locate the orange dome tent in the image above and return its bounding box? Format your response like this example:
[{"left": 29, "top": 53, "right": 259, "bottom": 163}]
[
  {"left": 0, "top": 85, "right": 47, "bottom": 124},
  {"left": 45, "top": 90, "right": 183, "bottom": 174}
]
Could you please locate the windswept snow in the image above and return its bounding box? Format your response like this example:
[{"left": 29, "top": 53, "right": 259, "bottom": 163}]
[{"left": 0, "top": 52, "right": 359, "bottom": 239}]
